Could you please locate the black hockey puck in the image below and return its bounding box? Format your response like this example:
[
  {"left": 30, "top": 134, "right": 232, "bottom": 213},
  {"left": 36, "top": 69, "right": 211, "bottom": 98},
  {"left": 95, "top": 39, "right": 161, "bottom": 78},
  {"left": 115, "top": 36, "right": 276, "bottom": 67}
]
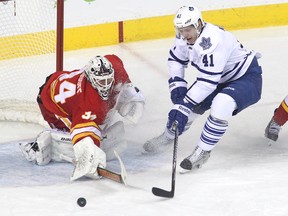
[{"left": 77, "top": 197, "right": 86, "bottom": 207}]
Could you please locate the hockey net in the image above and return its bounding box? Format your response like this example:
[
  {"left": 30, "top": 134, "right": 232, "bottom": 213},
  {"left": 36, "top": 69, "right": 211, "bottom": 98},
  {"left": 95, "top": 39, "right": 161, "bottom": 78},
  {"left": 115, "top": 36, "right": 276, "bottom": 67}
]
[{"left": 0, "top": 0, "right": 63, "bottom": 126}]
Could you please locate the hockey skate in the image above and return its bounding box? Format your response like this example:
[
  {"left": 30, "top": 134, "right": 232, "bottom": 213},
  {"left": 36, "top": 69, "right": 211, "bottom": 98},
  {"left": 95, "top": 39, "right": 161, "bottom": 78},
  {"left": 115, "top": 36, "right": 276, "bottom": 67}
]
[
  {"left": 143, "top": 132, "right": 173, "bottom": 154},
  {"left": 180, "top": 146, "right": 210, "bottom": 172},
  {"left": 19, "top": 141, "right": 39, "bottom": 162},
  {"left": 265, "top": 118, "right": 281, "bottom": 141}
]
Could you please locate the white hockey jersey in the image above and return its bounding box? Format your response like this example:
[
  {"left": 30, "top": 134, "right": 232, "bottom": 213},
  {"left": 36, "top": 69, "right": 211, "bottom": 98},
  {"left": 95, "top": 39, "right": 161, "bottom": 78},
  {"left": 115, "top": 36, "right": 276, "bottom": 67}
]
[{"left": 168, "top": 22, "right": 256, "bottom": 105}]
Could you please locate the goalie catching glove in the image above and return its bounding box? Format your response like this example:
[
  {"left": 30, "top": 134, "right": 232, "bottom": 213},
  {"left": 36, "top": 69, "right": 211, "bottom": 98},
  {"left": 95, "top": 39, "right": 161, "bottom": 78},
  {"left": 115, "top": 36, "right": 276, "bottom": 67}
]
[
  {"left": 116, "top": 83, "right": 145, "bottom": 124},
  {"left": 71, "top": 137, "right": 106, "bottom": 181}
]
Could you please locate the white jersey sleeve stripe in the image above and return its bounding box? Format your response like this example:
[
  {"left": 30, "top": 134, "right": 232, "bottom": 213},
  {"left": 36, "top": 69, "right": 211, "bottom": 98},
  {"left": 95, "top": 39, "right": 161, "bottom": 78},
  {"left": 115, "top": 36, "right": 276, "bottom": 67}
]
[
  {"left": 223, "top": 52, "right": 252, "bottom": 82},
  {"left": 185, "top": 94, "right": 199, "bottom": 105},
  {"left": 169, "top": 49, "right": 189, "bottom": 65},
  {"left": 197, "top": 77, "right": 219, "bottom": 85},
  {"left": 221, "top": 62, "right": 240, "bottom": 78}
]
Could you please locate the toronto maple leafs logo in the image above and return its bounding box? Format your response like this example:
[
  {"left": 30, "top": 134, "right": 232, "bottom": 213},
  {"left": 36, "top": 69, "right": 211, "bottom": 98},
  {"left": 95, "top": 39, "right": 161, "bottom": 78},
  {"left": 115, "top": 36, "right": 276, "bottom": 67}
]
[{"left": 199, "top": 37, "right": 212, "bottom": 50}]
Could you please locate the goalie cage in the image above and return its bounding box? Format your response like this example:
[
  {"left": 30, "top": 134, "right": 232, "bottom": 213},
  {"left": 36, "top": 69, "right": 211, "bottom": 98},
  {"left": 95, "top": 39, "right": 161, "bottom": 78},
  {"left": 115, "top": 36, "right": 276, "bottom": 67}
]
[{"left": 0, "top": 0, "right": 64, "bottom": 127}]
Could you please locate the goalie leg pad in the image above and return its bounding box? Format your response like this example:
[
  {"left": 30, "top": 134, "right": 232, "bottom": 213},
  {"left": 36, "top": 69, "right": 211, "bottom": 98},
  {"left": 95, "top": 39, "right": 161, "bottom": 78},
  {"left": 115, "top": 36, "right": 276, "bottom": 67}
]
[
  {"left": 50, "top": 130, "right": 75, "bottom": 162},
  {"left": 101, "top": 121, "right": 127, "bottom": 161},
  {"left": 19, "top": 130, "right": 52, "bottom": 166}
]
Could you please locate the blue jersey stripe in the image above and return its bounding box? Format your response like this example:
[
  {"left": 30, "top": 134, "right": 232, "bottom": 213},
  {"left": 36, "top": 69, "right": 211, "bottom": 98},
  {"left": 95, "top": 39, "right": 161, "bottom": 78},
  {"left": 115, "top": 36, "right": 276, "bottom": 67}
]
[{"left": 169, "top": 49, "right": 189, "bottom": 65}]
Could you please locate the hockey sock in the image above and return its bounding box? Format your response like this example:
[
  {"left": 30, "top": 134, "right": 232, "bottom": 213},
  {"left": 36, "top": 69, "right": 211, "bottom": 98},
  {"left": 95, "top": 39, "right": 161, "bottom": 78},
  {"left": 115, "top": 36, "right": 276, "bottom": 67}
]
[
  {"left": 198, "top": 115, "right": 228, "bottom": 151},
  {"left": 273, "top": 99, "right": 288, "bottom": 126}
]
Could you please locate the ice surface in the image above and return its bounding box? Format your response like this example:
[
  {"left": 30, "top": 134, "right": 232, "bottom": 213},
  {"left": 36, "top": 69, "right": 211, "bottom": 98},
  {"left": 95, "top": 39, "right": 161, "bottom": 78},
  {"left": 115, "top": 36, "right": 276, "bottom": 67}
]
[{"left": 0, "top": 26, "right": 288, "bottom": 216}]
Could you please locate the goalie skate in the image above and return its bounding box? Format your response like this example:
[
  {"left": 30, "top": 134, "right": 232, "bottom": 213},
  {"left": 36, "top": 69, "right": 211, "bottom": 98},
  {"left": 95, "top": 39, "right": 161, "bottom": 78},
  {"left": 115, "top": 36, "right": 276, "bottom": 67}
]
[
  {"left": 180, "top": 146, "right": 210, "bottom": 173},
  {"left": 19, "top": 141, "right": 39, "bottom": 162},
  {"left": 143, "top": 132, "right": 173, "bottom": 154},
  {"left": 265, "top": 118, "right": 281, "bottom": 141}
]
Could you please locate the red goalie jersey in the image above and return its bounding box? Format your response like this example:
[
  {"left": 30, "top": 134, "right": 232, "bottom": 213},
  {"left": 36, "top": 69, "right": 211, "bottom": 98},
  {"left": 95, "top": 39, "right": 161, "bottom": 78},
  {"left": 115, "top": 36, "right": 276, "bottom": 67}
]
[{"left": 38, "top": 54, "right": 130, "bottom": 146}]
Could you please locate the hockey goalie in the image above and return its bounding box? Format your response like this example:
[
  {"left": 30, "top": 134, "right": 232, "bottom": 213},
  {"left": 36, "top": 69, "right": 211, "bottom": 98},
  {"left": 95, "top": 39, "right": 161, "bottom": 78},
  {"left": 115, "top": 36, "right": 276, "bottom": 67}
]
[{"left": 19, "top": 55, "right": 145, "bottom": 181}]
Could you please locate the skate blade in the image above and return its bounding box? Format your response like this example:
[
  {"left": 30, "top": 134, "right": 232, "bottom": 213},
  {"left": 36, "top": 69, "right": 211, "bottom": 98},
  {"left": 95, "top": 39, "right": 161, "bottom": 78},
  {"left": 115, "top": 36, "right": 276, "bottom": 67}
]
[
  {"left": 179, "top": 164, "right": 202, "bottom": 174},
  {"left": 179, "top": 167, "right": 192, "bottom": 174}
]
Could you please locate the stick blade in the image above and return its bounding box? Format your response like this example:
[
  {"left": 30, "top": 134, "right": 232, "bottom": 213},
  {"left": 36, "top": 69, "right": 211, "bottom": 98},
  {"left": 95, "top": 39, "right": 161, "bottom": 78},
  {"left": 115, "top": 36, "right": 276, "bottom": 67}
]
[
  {"left": 113, "top": 150, "right": 128, "bottom": 185},
  {"left": 152, "top": 187, "right": 174, "bottom": 198}
]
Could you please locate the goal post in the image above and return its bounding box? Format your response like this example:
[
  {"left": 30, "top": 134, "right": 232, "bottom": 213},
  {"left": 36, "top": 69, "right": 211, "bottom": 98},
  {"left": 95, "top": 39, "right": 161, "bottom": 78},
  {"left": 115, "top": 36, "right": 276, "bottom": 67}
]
[
  {"left": 0, "top": 0, "right": 64, "bottom": 126},
  {"left": 57, "top": 0, "right": 64, "bottom": 72}
]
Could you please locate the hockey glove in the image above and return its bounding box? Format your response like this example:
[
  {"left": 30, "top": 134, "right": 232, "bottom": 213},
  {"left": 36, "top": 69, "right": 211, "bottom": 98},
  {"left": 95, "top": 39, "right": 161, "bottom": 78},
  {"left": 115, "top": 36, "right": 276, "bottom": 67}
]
[
  {"left": 168, "top": 76, "right": 187, "bottom": 104},
  {"left": 167, "top": 100, "right": 193, "bottom": 135}
]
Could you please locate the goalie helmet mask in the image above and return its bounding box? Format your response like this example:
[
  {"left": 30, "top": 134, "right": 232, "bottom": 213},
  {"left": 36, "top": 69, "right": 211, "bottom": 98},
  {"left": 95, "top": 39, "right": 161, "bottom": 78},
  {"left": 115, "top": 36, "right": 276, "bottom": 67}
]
[
  {"left": 174, "top": 5, "right": 204, "bottom": 37},
  {"left": 84, "top": 56, "right": 115, "bottom": 100}
]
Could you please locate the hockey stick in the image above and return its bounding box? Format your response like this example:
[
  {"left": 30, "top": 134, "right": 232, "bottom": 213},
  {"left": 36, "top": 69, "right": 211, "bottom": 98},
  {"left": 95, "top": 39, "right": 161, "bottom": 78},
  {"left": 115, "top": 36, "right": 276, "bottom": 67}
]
[
  {"left": 59, "top": 150, "right": 127, "bottom": 185},
  {"left": 152, "top": 121, "right": 179, "bottom": 198}
]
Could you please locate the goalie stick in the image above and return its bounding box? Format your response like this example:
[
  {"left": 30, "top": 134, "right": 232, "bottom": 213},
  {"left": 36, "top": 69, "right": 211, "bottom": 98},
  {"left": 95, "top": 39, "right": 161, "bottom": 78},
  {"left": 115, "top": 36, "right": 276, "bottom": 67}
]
[
  {"left": 60, "top": 150, "right": 127, "bottom": 185},
  {"left": 152, "top": 121, "right": 179, "bottom": 198}
]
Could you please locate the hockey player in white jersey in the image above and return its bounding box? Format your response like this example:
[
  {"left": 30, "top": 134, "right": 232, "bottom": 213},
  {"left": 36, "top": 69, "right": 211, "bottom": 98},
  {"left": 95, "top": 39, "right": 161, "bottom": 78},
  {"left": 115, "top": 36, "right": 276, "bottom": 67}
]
[{"left": 143, "top": 5, "right": 263, "bottom": 171}]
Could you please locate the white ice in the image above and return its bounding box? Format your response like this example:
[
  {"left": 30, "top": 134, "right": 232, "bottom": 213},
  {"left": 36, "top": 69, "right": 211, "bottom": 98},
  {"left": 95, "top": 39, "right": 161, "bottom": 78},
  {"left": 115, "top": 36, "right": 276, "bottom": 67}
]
[{"left": 0, "top": 26, "right": 288, "bottom": 216}]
